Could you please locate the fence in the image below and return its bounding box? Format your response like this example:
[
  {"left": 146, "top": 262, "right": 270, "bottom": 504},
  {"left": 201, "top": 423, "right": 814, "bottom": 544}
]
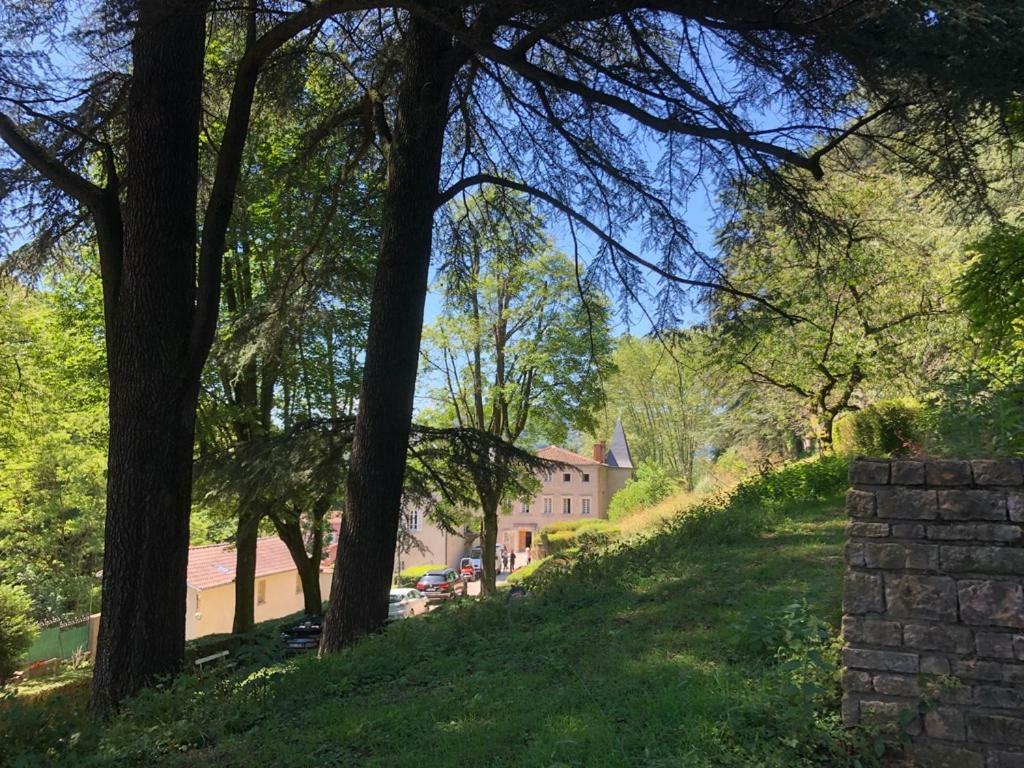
[{"left": 22, "top": 615, "right": 90, "bottom": 664}]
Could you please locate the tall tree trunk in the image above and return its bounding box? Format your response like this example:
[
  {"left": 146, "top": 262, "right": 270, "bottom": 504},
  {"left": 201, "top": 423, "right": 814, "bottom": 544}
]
[
  {"left": 479, "top": 494, "right": 500, "bottom": 596},
  {"left": 231, "top": 508, "right": 262, "bottom": 633},
  {"left": 271, "top": 513, "right": 324, "bottom": 615},
  {"left": 91, "top": 1, "right": 208, "bottom": 714},
  {"left": 321, "top": 21, "right": 461, "bottom": 651}
]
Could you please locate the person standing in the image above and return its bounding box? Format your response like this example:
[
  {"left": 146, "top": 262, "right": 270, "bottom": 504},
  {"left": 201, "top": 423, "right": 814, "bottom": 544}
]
[
  {"left": 500, "top": 548, "right": 508, "bottom": 574},
  {"left": 526, "top": 546, "right": 532, "bottom": 565},
  {"left": 509, "top": 550, "right": 517, "bottom": 571}
]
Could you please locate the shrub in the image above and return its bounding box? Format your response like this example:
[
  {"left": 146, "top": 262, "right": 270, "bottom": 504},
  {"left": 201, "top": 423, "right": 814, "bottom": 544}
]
[
  {"left": 539, "top": 519, "right": 615, "bottom": 555},
  {"left": 832, "top": 398, "right": 925, "bottom": 457},
  {"left": 607, "top": 461, "right": 678, "bottom": 521},
  {"left": 396, "top": 564, "right": 447, "bottom": 587},
  {"left": 0, "top": 582, "right": 37, "bottom": 684}
]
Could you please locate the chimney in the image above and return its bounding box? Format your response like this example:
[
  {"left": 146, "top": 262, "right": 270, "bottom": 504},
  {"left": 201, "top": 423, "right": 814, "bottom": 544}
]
[{"left": 592, "top": 441, "right": 605, "bottom": 463}]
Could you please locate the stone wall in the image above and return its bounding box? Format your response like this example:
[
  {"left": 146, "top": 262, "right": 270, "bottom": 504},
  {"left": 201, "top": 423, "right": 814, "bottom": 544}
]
[{"left": 842, "top": 458, "right": 1024, "bottom": 767}]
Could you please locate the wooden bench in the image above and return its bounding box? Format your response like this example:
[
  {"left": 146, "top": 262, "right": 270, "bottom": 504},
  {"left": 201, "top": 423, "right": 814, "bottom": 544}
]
[{"left": 193, "top": 650, "right": 230, "bottom": 671}]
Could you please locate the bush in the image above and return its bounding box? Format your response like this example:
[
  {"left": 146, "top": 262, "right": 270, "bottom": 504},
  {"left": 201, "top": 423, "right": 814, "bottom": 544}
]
[
  {"left": 505, "top": 556, "right": 550, "bottom": 585},
  {"left": 396, "top": 564, "right": 447, "bottom": 587},
  {"left": 833, "top": 398, "right": 925, "bottom": 457},
  {"left": 607, "top": 461, "right": 678, "bottom": 521},
  {"left": 0, "top": 583, "right": 37, "bottom": 684},
  {"left": 539, "top": 519, "right": 615, "bottom": 555}
]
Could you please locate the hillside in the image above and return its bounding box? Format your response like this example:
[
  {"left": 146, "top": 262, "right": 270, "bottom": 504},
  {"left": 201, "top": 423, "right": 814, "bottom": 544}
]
[{"left": 2, "top": 457, "right": 874, "bottom": 768}]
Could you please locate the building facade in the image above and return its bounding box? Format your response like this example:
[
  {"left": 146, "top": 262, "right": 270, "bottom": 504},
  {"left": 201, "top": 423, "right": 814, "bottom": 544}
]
[{"left": 498, "top": 420, "right": 634, "bottom": 553}]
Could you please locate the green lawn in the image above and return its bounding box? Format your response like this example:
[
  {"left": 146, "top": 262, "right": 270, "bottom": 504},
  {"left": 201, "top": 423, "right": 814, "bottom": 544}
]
[{"left": 3, "top": 457, "right": 875, "bottom": 768}]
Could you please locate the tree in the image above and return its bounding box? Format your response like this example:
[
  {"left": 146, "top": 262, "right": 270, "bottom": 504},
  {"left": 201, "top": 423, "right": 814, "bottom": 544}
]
[
  {"left": 710, "top": 159, "right": 963, "bottom": 450},
  {"left": 322, "top": 2, "right": 1024, "bottom": 649},
  {"left": 0, "top": 0, "right": 385, "bottom": 711},
  {"left": 0, "top": 273, "right": 107, "bottom": 621},
  {"left": 420, "top": 191, "right": 612, "bottom": 594},
  {"left": 0, "top": 583, "right": 36, "bottom": 685},
  {"left": 589, "top": 334, "right": 714, "bottom": 490}
]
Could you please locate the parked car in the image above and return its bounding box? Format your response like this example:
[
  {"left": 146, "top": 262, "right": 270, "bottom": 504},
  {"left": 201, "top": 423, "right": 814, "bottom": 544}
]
[
  {"left": 388, "top": 588, "right": 429, "bottom": 620},
  {"left": 459, "top": 557, "right": 478, "bottom": 581},
  {"left": 415, "top": 569, "right": 468, "bottom": 601},
  {"left": 280, "top": 616, "right": 322, "bottom": 654}
]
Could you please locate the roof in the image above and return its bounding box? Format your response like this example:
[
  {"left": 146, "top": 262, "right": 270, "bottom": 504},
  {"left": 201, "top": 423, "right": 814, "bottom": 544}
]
[
  {"left": 605, "top": 419, "right": 634, "bottom": 469},
  {"left": 187, "top": 514, "right": 342, "bottom": 591},
  {"left": 536, "top": 445, "right": 601, "bottom": 466}
]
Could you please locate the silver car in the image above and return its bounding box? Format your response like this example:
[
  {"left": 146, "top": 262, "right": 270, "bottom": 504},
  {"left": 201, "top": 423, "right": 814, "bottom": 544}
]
[{"left": 388, "top": 588, "right": 429, "bottom": 620}]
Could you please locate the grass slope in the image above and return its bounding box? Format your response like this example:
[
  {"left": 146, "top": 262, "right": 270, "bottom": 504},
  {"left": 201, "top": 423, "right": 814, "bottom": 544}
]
[{"left": 3, "top": 457, "right": 870, "bottom": 768}]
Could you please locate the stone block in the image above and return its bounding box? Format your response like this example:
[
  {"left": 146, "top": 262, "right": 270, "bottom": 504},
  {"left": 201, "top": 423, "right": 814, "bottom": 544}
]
[
  {"left": 974, "top": 684, "right": 1024, "bottom": 709},
  {"left": 843, "top": 647, "right": 919, "bottom": 673},
  {"left": 937, "top": 490, "right": 1008, "bottom": 521},
  {"left": 902, "top": 622, "right": 973, "bottom": 654},
  {"left": 926, "top": 459, "right": 973, "bottom": 486},
  {"left": 1001, "top": 663, "right": 1024, "bottom": 684},
  {"left": 873, "top": 672, "right": 919, "bottom": 696},
  {"left": 842, "top": 669, "right": 873, "bottom": 692},
  {"left": 886, "top": 574, "right": 959, "bottom": 622},
  {"left": 841, "top": 694, "right": 859, "bottom": 726},
  {"left": 847, "top": 489, "right": 877, "bottom": 518},
  {"left": 1015, "top": 635, "right": 1024, "bottom": 661},
  {"left": 953, "top": 659, "right": 1007, "bottom": 681},
  {"left": 990, "top": 751, "right": 1024, "bottom": 768},
  {"left": 878, "top": 488, "right": 938, "bottom": 520},
  {"left": 926, "top": 523, "right": 1022, "bottom": 543},
  {"left": 941, "top": 546, "right": 1024, "bottom": 575},
  {"left": 971, "top": 459, "right": 1024, "bottom": 486},
  {"left": 851, "top": 459, "right": 890, "bottom": 485},
  {"left": 920, "top": 655, "right": 951, "bottom": 675},
  {"left": 863, "top": 541, "right": 938, "bottom": 571},
  {"left": 892, "top": 523, "right": 926, "bottom": 539},
  {"left": 863, "top": 619, "right": 903, "bottom": 646},
  {"left": 967, "top": 713, "right": 1024, "bottom": 746},
  {"left": 844, "top": 571, "right": 884, "bottom": 614},
  {"left": 892, "top": 459, "right": 925, "bottom": 485},
  {"left": 849, "top": 521, "right": 890, "bottom": 538},
  {"left": 1011, "top": 493, "right": 1024, "bottom": 523},
  {"left": 924, "top": 706, "right": 965, "bottom": 741},
  {"left": 846, "top": 541, "right": 866, "bottom": 567},
  {"left": 909, "top": 743, "right": 984, "bottom": 768},
  {"left": 859, "top": 699, "right": 921, "bottom": 735},
  {"left": 976, "top": 632, "right": 1016, "bottom": 659},
  {"left": 958, "top": 580, "right": 1024, "bottom": 629}
]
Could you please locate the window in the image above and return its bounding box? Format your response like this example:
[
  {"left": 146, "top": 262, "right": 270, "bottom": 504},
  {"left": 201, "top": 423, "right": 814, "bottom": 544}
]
[
  {"left": 563, "top": 472, "right": 571, "bottom": 482},
  {"left": 582, "top": 497, "right": 591, "bottom": 516},
  {"left": 256, "top": 580, "right": 266, "bottom": 606},
  {"left": 543, "top": 497, "right": 553, "bottom": 515},
  {"left": 405, "top": 508, "right": 421, "bottom": 532},
  {"left": 295, "top": 573, "right": 302, "bottom": 594},
  {"left": 195, "top": 593, "right": 201, "bottom": 613},
  {"left": 563, "top": 497, "right": 572, "bottom": 515},
  {"left": 582, "top": 473, "right": 590, "bottom": 482},
  {"left": 521, "top": 502, "right": 530, "bottom": 515}
]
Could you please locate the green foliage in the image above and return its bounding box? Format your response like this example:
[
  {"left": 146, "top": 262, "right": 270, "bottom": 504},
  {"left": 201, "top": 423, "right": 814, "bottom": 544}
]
[
  {"left": 924, "top": 221, "right": 1024, "bottom": 457},
  {"left": 957, "top": 223, "right": 1024, "bottom": 349},
  {"left": 712, "top": 159, "right": 964, "bottom": 448},
  {"left": 832, "top": 399, "right": 926, "bottom": 458},
  {"left": 396, "top": 564, "right": 447, "bottom": 587},
  {"left": 538, "top": 518, "right": 616, "bottom": 555},
  {"left": 0, "top": 276, "right": 107, "bottom": 621},
  {"left": 0, "top": 582, "right": 37, "bottom": 683},
  {"left": 607, "top": 460, "right": 679, "bottom": 521},
  {"left": 588, "top": 334, "right": 715, "bottom": 489},
  {"left": 504, "top": 556, "right": 550, "bottom": 584}
]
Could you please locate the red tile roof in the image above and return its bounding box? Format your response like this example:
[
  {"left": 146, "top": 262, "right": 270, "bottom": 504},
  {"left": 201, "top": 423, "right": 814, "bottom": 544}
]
[
  {"left": 187, "top": 514, "right": 342, "bottom": 591},
  {"left": 536, "top": 445, "right": 601, "bottom": 466}
]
